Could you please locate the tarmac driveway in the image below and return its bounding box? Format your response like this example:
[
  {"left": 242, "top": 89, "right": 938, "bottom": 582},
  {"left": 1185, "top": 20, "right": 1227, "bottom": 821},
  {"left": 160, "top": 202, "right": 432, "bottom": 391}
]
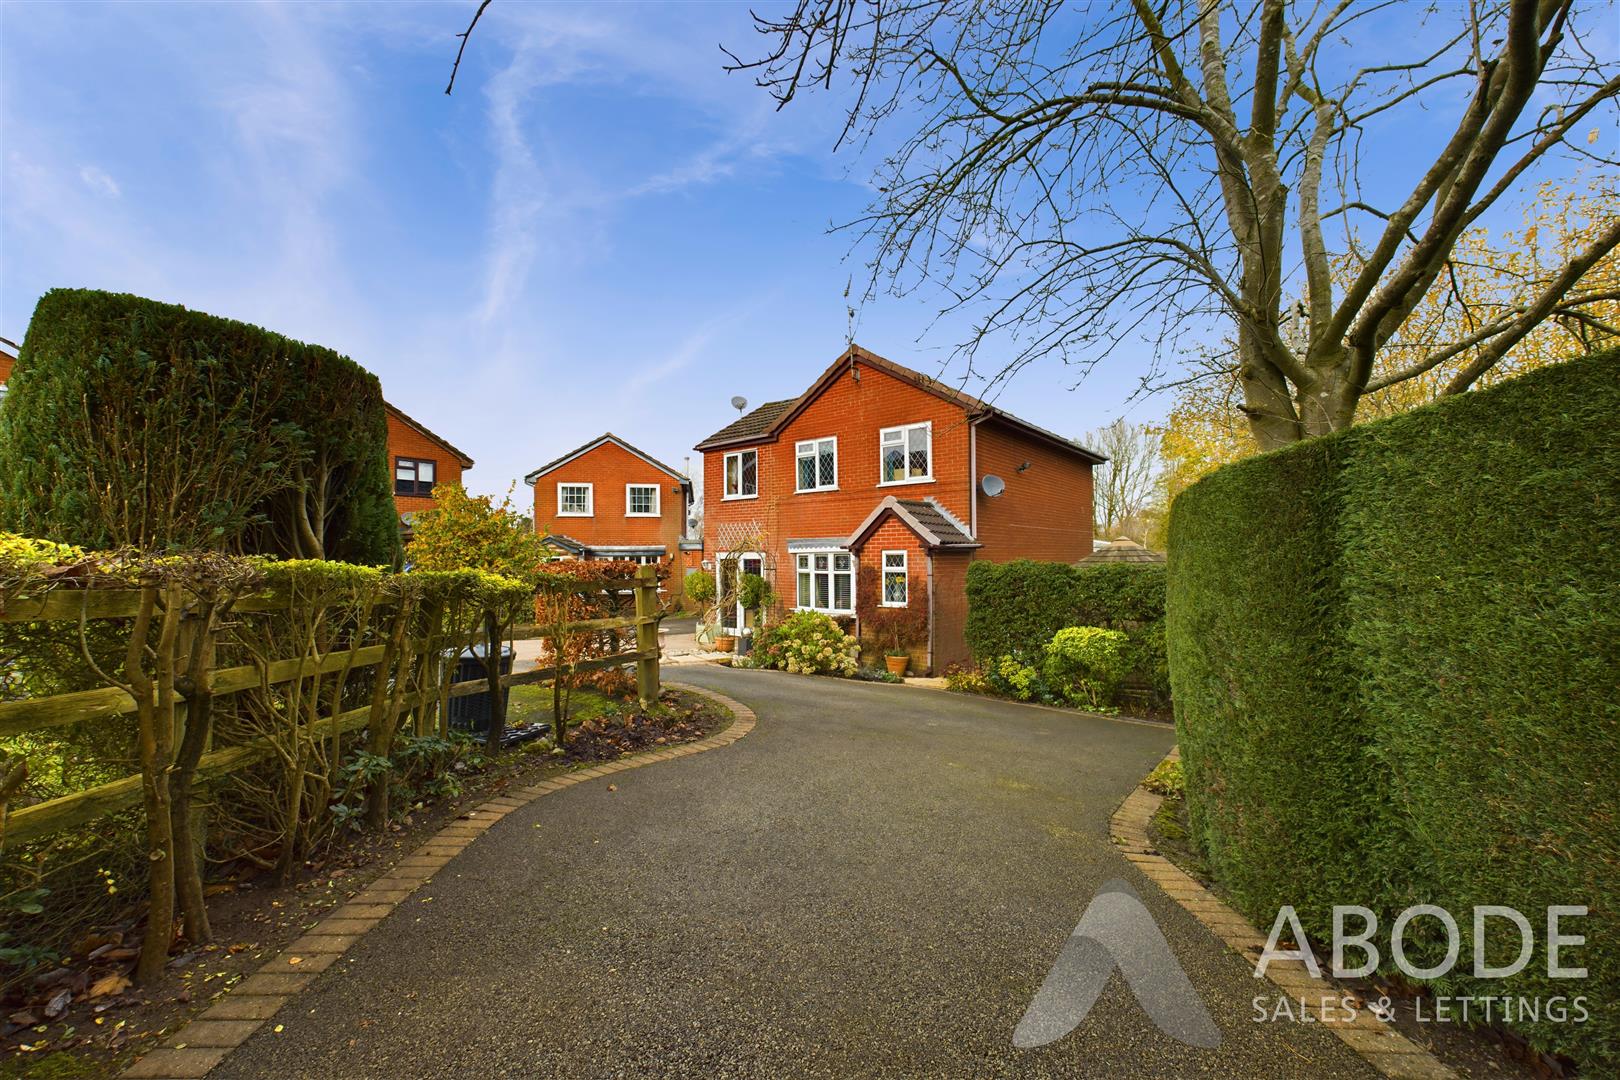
[{"left": 211, "top": 667, "right": 1373, "bottom": 1079}]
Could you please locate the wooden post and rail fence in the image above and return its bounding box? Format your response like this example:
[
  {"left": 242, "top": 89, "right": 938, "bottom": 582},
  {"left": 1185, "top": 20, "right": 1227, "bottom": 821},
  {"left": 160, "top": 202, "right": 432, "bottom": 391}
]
[{"left": 0, "top": 563, "right": 664, "bottom": 848}]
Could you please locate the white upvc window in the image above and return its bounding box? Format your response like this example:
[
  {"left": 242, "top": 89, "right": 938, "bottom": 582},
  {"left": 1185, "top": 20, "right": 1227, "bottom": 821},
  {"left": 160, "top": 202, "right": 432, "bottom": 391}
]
[
  {"left": 795, "top": 549, "right": 855, "bottom": 615},
  {"left": 723, "top": 449, "right": 758, "bottom": 499},
  {"left": 625, "top": 483, "right": 660, "bottom": 517},
  {"left": 795, "top": 436, "right": 838, "bottom": 492},
  {"left": 879, "top": 421, "right": 932, "bottom": 485},
  {"left": 557, "top": 482, "right": 593, "bottom": 516},
  {"left": 881, "top": 550, "right": 909, "bottom": 607}
]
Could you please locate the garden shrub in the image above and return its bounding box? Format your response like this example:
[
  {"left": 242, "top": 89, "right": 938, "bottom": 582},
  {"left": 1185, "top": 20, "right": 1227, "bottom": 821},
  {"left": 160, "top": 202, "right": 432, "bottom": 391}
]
[
  {"left": 685, "top": 570, "right": 716, "bottom": 607},
  {"left": 1168, "top": 347, "right": 1620, "bottom": 1071},
  {"left": 0, "top": 288, "right": 398, "bottom": 564},
  {"left": 1042, "top": 626, "right": 1130, "bottom": 709},
  {"left": 965, "top": 559, "right": 1168, "bottom": 705},
  {"left": 752, "top": 610, "right": 859, "bottom": 675}
]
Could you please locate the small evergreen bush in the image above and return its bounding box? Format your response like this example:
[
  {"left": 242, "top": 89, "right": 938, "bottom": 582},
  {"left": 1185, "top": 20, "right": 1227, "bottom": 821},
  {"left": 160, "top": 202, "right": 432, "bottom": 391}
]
[{"left": 1042, "top": 626, "right": 1130, "bottom": 708}]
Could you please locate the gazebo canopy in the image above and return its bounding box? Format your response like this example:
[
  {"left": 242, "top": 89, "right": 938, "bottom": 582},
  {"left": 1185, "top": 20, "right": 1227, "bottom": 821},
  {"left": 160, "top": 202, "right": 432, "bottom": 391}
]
[{"left": 1078, "top": 538, "right": 1166, "bottom": 566}]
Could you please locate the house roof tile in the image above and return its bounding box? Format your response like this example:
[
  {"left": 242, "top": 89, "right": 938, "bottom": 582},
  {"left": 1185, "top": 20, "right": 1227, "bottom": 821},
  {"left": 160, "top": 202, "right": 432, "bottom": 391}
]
[
  {"left": 387, "top": 403, "right": 475, "bottom": 468},
  {"left": 524, "top": 433, "right": 689, "bottom": 486},
  {"left": 847, "top": 496, "right": 980, "bottom": 551},
  {"left": 692, "top": 344, "right": 1106, "bottom": 464},
  {"left": 693, "top": 399, "right": 797, "bottom": 450}
]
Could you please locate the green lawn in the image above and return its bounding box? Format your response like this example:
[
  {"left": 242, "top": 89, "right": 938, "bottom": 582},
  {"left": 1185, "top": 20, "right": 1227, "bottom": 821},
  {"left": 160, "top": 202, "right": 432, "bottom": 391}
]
[{"left": 505, "top": 684, "right": 620, "bottom": 730}]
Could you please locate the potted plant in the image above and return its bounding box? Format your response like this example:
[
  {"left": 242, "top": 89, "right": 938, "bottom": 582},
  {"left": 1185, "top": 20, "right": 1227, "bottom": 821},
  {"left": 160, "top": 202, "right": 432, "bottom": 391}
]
[
  {"left": 715, "top": 632, "right": 738, "bottom": 653},
  {"left": 859, "top": 580, "right": 927, "bottom": 677}
]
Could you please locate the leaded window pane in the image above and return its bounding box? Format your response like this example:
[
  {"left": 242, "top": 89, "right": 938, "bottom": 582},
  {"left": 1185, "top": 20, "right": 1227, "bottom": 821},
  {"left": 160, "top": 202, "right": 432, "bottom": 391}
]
[
  {"left": 884, "top": 572, "right": 906, "bottom": 604},
  {"left": 798, "top": 453, "right": 817, "bottom": 490},
  {"left": 883, "top": 446, "right": 904, "bottom": 482},
  {"left": 818, "top": 443, "right": 835, "bottom": 486},
  {"left": 908, "top": 427, "right": 928, "bottom": 475}
]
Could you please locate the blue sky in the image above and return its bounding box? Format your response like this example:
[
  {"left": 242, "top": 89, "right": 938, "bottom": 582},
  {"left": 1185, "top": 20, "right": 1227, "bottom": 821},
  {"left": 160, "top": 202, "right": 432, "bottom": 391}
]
[
  {"left": 2, "top": 3, "right": 1607, "bottom": 500},
  {"left": 0, "top": 1, "right": 1183, "bottom": 500}
]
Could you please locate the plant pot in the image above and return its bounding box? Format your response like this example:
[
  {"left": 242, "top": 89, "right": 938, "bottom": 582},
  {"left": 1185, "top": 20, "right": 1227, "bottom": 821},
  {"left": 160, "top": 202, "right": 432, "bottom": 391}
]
[
  {"left": 715, "top": 635, "right": 737, "bottom": 653},
  {"left": 884, "top": 654, "right": 910, "bottom": 676}
]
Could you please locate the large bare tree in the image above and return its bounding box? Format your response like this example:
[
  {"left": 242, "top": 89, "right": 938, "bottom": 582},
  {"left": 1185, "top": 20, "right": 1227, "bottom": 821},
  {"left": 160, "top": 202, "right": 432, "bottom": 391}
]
[
  {"left": 727, "top": 0, "right": 1620, "bottom": 448},
  {"left": 1088, "top": 418, "right": 1163, "bottom": 541}
]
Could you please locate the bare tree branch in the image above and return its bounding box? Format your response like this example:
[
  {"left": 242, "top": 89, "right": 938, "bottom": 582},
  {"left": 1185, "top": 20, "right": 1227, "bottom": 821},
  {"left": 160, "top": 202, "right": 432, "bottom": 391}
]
[{"left": 445, "top": 0, "right": 493, "bottom": 97}]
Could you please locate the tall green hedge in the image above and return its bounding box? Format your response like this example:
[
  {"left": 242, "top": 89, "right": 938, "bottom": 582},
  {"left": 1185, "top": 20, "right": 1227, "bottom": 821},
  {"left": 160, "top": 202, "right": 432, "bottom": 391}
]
[
  {"left": 0, "top": 289, "right": 398, "bottom": 564},
  {"left": 965, "top": 559, "right": 1169, "bottom": 701},
  {"left": 1167, "top": 348, "right": 1619, "bottom": 1070}
]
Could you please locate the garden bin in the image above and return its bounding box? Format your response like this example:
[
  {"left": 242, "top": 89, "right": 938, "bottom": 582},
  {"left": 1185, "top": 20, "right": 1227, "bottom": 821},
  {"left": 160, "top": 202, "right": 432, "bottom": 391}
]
[{"left": 446, "top": 643, "right": 514, "bottom": 734}]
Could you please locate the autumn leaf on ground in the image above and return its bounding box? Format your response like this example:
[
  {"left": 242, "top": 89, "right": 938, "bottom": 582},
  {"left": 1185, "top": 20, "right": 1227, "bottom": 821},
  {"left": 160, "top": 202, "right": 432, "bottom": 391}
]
[{"left": 90, "top": 974, "right": 132, "bottom": 998}]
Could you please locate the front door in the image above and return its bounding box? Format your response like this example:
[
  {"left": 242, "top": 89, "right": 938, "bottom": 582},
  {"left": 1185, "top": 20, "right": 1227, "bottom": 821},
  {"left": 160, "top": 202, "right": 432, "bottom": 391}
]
[{"left": 717, "top": 552, "right": 764, "bottom": 634}]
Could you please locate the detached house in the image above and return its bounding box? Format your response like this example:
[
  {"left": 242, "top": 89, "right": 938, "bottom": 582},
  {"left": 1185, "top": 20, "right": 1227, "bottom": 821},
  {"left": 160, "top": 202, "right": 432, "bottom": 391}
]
[
  {"left": 387, "top": 403, "right": 475, "bottom": 540},
  {"left": 524, "top": 433, "right": 696, "bottom": 600},
  {"left": 695, "top": 344, "right": 1104, "bottom": 672}
]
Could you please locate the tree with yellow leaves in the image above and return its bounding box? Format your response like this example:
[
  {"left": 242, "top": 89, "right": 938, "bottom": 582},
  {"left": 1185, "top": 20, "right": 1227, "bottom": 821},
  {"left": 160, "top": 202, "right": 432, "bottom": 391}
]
[{"left": 1160, "top": 179, "right": 1619, "bottom": 503}]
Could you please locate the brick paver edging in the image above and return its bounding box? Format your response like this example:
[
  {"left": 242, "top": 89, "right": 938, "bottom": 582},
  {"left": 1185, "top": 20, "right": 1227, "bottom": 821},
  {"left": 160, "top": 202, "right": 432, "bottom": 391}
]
[
  {"left": 1112, "top": 748, "right": 1455, "bottom": 1080},
  {"left": 120, "top": 682, "right": 756, "bottom": 1080}
]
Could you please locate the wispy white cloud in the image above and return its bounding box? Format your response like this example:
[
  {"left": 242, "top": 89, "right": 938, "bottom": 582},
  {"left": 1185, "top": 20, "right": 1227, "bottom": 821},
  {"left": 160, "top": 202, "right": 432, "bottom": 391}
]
[{"left": 77, "top": 165, "right": 120, "bottom": 198}]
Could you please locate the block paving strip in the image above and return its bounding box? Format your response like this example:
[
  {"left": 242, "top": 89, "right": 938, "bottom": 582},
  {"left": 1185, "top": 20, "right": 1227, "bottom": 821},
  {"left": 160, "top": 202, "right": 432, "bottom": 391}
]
[
  {"left": 120, "top": 682, "right": 756, "bottom": 1080},
  {"left": 1111, "top": 747, "right": 1455, "bottom": 1080}
]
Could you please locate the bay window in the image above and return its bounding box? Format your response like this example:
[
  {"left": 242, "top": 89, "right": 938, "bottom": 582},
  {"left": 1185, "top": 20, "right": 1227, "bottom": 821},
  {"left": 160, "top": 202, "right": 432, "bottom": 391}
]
[{"left": 795, "top": 550, "right": 854, "bottom": 615}]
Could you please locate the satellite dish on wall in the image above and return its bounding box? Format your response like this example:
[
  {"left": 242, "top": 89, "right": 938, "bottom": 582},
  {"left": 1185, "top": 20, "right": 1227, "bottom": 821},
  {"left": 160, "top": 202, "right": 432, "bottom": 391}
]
[
  {"left": 687, "top": 516, "right": 698, "bottom": 530},
  {"left": 730, "top": 395, "right": 748, "bottom": 413},
  {"left": 981, "top": 474, "right": 1006, "bottom": 498}
]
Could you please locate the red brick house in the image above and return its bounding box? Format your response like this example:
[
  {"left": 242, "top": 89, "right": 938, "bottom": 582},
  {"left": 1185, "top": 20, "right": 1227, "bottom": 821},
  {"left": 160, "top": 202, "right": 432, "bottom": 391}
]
[
  {"left": 695, "top": 344, "right": 1104, "bottom": 673},
  {"left": 524, "top": 433, "right": 695, "bottom": 598},
  {"left": 387, "top": 403, "right": 475, "bottom": 537},
  {"left": 0, "top": 343, "right": 16, "bottom": 401}
]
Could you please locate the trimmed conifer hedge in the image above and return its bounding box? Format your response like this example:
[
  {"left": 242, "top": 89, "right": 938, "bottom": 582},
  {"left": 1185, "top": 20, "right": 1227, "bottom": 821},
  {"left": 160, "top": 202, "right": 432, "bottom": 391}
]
[
  {"left": 1167, "top": 347, "right": 1619, "bottom": 1070},
  {"left": 0, "top": 289, "right": 398, "bottom": 564}
]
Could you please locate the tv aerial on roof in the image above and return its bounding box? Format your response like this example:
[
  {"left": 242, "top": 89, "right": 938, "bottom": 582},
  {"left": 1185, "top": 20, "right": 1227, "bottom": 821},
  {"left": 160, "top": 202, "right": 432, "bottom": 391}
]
[
  {"left": 730, "top": 395, "right": 748, "bottom": 413},
  {"left": 980, "top": 474, "right": 1006, "bottom": 497}
]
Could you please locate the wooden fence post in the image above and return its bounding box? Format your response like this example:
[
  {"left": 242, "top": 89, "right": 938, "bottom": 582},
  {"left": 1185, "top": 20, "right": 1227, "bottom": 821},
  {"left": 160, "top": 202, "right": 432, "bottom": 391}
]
[{"left": 634, "top": 564, "right": 660, "bottom": 708}]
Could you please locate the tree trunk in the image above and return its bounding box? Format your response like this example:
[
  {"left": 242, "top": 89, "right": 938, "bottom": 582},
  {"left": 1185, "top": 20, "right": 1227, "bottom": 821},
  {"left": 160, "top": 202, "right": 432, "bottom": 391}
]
[
  {"left": 132, "top": 585, "right": 183, "bottom": 985},
  {"left": 364, "top": 604, "right": 409, "bottom": 829}
]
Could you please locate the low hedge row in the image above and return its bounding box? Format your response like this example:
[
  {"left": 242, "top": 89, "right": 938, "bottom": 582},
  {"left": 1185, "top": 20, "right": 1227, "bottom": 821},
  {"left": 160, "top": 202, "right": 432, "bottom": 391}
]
[
  {"left": 1167, "top": 348, "right": 1620, "bottom": 1070},
  {"left": 964, "top": 560, "right": 1169, "bottom": 703}
]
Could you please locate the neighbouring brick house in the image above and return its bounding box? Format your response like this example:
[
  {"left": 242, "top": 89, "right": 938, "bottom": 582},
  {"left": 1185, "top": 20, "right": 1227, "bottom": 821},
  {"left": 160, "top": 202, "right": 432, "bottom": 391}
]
[
  {"left": 524, "top": 433, "right": 695, "bottom": 602},
  {"left": 0, "top": 342, "right": 16, "bottom": 402},
  {"left": 387, "top": 403, "right": 475, "bottom": 539},
  {"left": 695, "top": 344, "right": 1104, "bottom": 673}
]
